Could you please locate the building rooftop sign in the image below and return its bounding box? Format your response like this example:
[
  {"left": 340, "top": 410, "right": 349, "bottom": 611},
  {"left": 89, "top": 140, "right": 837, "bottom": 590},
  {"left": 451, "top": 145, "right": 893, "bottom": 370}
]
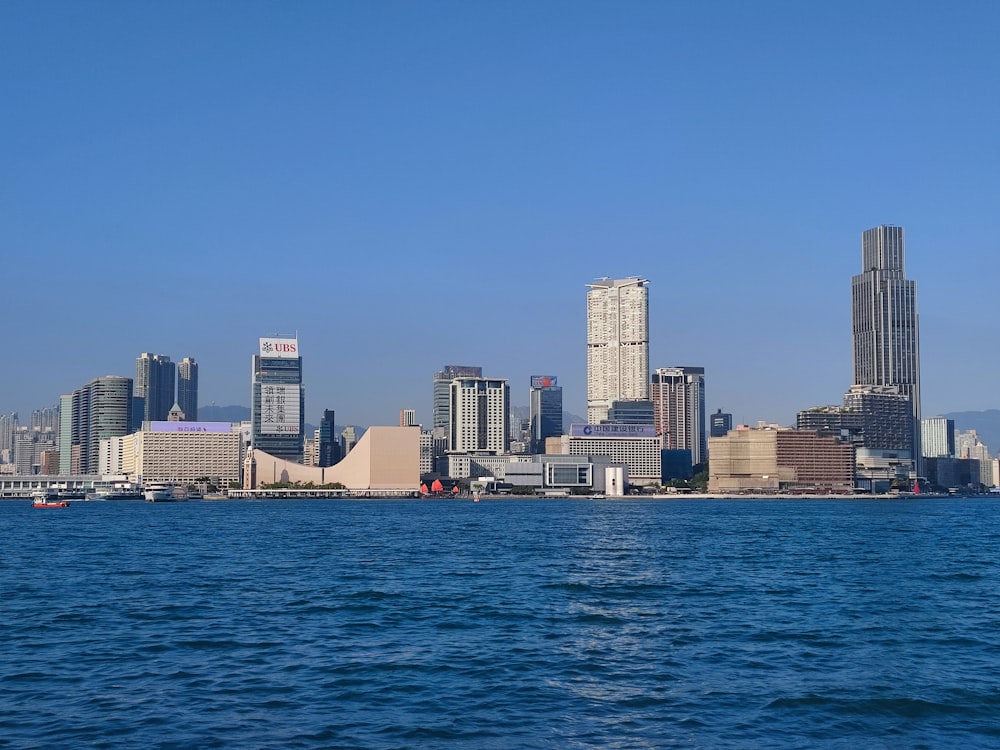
[
  {"left": 570, "top": 424, "right": 656, "bottom": 438},
  {"left": 259, "top": 337, "right": 299, "bottom": 359}
]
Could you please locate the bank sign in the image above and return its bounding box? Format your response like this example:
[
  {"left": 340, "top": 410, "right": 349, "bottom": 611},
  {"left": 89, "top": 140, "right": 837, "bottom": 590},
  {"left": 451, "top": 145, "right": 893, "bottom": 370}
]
[
  {"left": 570, "top": 424, "right": 656, "bottom": 438},
  {"left": 259, "top": 337, "right": 299, "bottom": 359},
  {"left": 260, "top": 384, "right": 301, "bottom": 434}
]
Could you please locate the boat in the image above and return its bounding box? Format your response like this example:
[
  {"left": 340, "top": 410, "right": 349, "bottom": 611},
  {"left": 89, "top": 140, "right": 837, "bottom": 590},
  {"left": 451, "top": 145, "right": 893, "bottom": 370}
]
[
  {"left": 32, "top": 490, "right": 70, "bottom": 508},
  {"left": 95, "top": 482, "right": 144, "bottom": 500},
  {"left": 144, "top": 483, "right": 175, "bottom": 502}
]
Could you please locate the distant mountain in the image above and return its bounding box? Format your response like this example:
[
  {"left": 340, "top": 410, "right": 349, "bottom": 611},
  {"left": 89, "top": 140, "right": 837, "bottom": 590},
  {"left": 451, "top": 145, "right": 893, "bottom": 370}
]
[
  {"left": 199, "top": 405, "right": 250, "bottom": 422},
  {"left": 943, "top": 410, "right": 1000, "bottom": 452}
]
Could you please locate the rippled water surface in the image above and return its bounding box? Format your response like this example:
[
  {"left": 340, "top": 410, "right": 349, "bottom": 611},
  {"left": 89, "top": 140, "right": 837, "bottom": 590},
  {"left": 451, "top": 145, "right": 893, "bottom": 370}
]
[{"left": 3, "top": 498, "right": 1000, "bottom": 748}]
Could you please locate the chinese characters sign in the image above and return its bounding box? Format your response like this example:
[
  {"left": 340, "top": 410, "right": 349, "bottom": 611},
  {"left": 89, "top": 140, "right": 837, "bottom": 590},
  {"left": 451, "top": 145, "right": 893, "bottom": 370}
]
[{"left": 260, "top": 384, "right": 301, "bottom": 434}]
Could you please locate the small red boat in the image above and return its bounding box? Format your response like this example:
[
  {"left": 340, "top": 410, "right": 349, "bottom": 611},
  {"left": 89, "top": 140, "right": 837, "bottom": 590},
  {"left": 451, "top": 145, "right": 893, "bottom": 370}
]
[{"left": 32, "top": 491, "right": 70, "bottom": 508}]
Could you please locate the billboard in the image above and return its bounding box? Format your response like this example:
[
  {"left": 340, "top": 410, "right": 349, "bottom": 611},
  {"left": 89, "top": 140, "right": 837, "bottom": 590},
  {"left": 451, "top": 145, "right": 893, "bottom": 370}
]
[
  {"left": 260, "top": 384, "right": 301, "bottom": 434},
  {"left": 149, "top": 421, "right": 234, "bottom": 433},
  {"left": 259, "top": 337, "right": 299, "bottom": 359},
  {"left": 570, "top": 424, "right": 656, "bottom": 438},
  {"left": 530, "top": 375, "right": 558, "bottom": 388}
]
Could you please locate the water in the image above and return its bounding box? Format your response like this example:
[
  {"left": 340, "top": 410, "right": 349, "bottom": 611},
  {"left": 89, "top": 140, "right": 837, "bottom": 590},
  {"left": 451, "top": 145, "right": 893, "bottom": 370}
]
[{"left": 3, "top": 498, "right": 1000, "bottom": 749}]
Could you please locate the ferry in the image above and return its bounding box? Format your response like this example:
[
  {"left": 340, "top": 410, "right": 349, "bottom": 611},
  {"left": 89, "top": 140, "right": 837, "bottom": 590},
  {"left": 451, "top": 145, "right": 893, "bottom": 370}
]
[
  {"left": 144, "top": 483, "right": 175, "bottom": 502},
  {"left": 94, "top": 482, "right": 144, "bottom": 500}
]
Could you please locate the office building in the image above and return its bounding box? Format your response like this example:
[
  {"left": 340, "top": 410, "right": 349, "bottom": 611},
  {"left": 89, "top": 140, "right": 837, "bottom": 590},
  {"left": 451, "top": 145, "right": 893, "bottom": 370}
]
[
  {"left": 851, "top": 225, "right": 921, "bottom": 469},
  {"left": 31, "top": 406, "right": 59, "bottom": 433},
  {"left": 177, "top": 357, "right": 198, "bottom": 422},
  {"left": 710, "top": 409, "right": 733, "bottom": 438},
  {"left": 554, "top": 424, "right": 661, "bottom": 485},
  {"left": 921, "top": 417, "right": 955, "bottom": 459},
  {"left": 251, "top": 336, "right": 304, "bottom": 463},
  {"left": 605, "top": 399, "right": 654, "bottom": 425},
  {"left": 317, "top": 409, "right": 338, "bottom": 467},
  {"left": 0, "top": 412, "right": 18, "bottom": 454},
  {"left": 449, "top": 377, "right": 510, "bottom": 454},
  {"left": 341, "top": 426, "right": 358, "bottom": 456},
  {"left": 651, "top": 366, "right": 707, "bottom": 467},
  {"left": 586, "top": 277, "right": 650, "bottom": 424},
  {"left": 529, "top": 375, "right": 563, "bottom": 453},
  {"left": 433, "top": 365, "right": 482, "bottom": 430},
  {"left": 135, "top": 353, "right": 176, "bottom": 426}
]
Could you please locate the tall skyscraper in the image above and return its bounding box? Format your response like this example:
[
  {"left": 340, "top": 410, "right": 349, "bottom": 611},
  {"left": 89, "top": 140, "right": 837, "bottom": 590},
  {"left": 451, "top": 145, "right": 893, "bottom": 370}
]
[
  {"left": 851, "top": 225, "right": 921, "bottom": 469},
  {"left": 135, "top": 353, "right": 176, "bottom": 425},
  {"left": 177, "top": 357, "right": 198, "bottom": 422},
  {"left": 529, "top": 375, "right": 563, "bottom": 453},
  {"left": 251, "top": 336, "right": 304, "bottom": 463},
  {"left": 433, "top": 365, "right": 482, "bottom": 429},
  {"left": 651, "top": 366, "right": 707, "bottom": 467},
  {"left": 449, "top": 377, "right": 510, "bottom": 454},
  {"left": 317, "top": 409, "right": 339, "bottom": 467},
  {"left": 586, "top": 277, "right": 649, "bottom": 424},
  {"left": 69, "top": 376, "right": 133, "bottom": 474},
  {"left": 58, "top": 394, "right": 73, "bottom": 474}
]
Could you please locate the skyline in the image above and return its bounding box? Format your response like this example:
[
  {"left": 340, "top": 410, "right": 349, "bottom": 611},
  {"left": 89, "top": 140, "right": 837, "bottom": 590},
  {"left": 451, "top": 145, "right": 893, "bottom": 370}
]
[{"left": 5, "top": 3, "right": 999, "bottom": 427}]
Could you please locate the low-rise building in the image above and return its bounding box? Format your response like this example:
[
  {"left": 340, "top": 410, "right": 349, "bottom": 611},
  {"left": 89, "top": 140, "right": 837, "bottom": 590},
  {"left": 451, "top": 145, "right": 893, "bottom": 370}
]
[{"left": 709, "top": 427, "right": 855, "bottom": 494}]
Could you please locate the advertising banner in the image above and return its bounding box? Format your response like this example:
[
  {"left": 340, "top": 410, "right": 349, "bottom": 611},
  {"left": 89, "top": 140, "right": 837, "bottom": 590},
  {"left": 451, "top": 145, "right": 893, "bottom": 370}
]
[
  {"left": 259, "top": 337, "right": 299, "bottom": 359},
  {"left": 530, "top": 375, "right": 558, "bottom": 388},
  {"left": 570, "top": 424, "right": 656, "bottom": 438},
  {"left": 260, "top": 384, "right": 301, "bottom": 434}
]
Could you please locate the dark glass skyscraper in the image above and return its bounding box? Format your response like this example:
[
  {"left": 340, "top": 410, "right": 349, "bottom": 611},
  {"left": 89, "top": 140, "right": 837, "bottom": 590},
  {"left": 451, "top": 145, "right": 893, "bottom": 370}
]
[
  {"left": 529, "top": 376, "right": 563, "bottom": 453},
  {"left": 851, "top": 225, "right": 921, "bottom": 468},
  {"left": 251, "top": 337, "right": 304, "bottom": 463},
  {"left": 134, "top": 353, "right": 175, "bottom": 426}
]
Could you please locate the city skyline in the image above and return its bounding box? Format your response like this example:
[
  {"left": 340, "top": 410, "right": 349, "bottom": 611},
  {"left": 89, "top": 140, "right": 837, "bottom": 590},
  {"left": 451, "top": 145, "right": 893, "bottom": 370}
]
[{"left": 4, "top": 3, "right": 998, "bottom": 427}]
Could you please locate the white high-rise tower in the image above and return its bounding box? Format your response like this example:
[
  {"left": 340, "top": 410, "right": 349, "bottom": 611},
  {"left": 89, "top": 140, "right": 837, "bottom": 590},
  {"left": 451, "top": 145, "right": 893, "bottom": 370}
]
[{"left": 586, "top": 277, "right": 649, "bottom": 424}]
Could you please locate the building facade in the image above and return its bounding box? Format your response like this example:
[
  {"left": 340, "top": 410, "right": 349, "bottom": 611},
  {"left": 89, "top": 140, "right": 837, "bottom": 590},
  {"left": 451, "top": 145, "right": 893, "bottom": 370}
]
[
  {"left": 921, "top": 416, "right": 955, "bottom": 459},
  {"left": 710, "top": 409, "right": 733, "bottom": 438},
  {"left": 448, "top": 377, "right": 510, "bottom": 454},
  {"left": 851, "top": 225, "right": 921, "bottom": 470},
  {"left": 433, "top": 365, "right": 482, "bottom": 430},
  {"left": 651, "top": 366, "right": 707, "bottom": 467},
  {"left": 70, "top": 375, "right": 133, "bottom": 474},
  {"left": 708, "top": 427, "right": 855, "bottom": 494},
  {"left": 586, "top": 277, "right": 650, "bottom": 424},
  {"left": 135, "top": 353, "right": 176, "bottom": 426},
  {"left": 251, "top": 336, "right": 304, "bottom": 463},
  {"left": 529, "top": 375, "right": 563, "bottom": 454},
  {"left": 177, "top": 357, "right": 198, "bottom": 422}
]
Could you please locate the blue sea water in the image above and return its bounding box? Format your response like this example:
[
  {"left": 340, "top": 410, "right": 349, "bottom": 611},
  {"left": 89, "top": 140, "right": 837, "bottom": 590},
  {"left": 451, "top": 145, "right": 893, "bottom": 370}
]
[{"left": 2, "top": 497, "right": 1000, "bottom": 749}]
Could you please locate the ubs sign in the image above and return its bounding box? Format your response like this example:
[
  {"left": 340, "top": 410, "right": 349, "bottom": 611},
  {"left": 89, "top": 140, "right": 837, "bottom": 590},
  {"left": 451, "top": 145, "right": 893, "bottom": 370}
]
[{"left": 259, "top": 337, "right": 299, "bottom": 359}]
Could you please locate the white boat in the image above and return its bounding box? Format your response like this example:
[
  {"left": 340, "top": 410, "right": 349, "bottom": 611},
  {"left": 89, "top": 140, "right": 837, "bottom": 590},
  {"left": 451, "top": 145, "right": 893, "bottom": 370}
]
[
  {"left": 144, "top": 483, "right": 175, "bottom": 502},
  {"left": 95, "top": 482, "right": 144, "bottom": 500}
]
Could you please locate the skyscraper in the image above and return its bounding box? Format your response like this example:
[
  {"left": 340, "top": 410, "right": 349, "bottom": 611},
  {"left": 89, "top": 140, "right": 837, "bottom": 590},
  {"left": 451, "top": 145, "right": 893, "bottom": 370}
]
[
  {"left": 529, "top": 375, "right": 562, "bottom": 453},
  {"left": 433, "top": 365, "right": 482, "bottom": 430},
  {"left": 251, "top": 336, "right": 304, "bottom": 463},
  {"left": 851, "top": 225, "right": 921, "bottom": 469},
  {"left": 317, "top": 409, "right": 339, "bottom": 467},
  {"left": 586, "top": 277, "right": 649, "bottom": 424},
  {"left": 135, "top": 353, "right": 176, "bottom": 425},
  {"left": 449, "top": 377, "right": 510, "bottom": 454},
  {"left": 921, "top": 416, "right": 955, "bottom": 459},
  {"left": 651, "top": 366, "right": 707, "bottom": 467},
  {"left": 70, "top": 376, "right": 133, "bottom": 474},
  {"left": 177, "top": 357, "right": 198, "bottom": 422}
]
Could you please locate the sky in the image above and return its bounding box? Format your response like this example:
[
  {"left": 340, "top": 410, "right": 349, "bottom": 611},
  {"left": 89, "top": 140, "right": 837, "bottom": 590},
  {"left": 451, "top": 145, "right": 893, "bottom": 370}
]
[{"left": 4, "top": 1, "right": 999, "bottom": 428}]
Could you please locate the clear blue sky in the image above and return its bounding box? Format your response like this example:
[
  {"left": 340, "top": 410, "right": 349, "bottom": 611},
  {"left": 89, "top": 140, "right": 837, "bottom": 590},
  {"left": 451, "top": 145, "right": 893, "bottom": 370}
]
[{"left": 4, "top": 1, "right": 998, "bottom": 427}]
